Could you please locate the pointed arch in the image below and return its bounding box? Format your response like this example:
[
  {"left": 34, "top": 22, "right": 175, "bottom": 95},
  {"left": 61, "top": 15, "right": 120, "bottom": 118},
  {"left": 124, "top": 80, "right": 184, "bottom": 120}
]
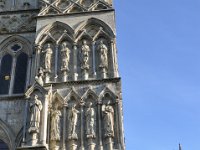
[
  {"left": 64, "top": 87, "right": 81, "bottom": 105},
  {"left": 0, "top": 35, "right": 32, "bottom": 56},
  {"left": 75, "top": 18, "right": 115, "bottom": 40},
  {"left": 0, "top": 119, "right": 15, "bottom": 150},
  {"left": 36, "top": 21, "right": 74, "bottom": 45},
  {"left": 82, "top": 87, "right": 98, "bottom": 101},
  {"left": 15, "top": 127, "right": 23, "bottom": 148},
  {"left": 53, "top": 91, "right": 65, "bottom": 106},
  {"left": 99, "top": 86, "right": 118, "bottom": 103}
]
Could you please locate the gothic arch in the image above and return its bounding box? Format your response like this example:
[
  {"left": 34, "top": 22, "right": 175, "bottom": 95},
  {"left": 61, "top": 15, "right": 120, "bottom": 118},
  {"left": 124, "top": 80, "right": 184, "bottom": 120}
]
[
  {"left": 53, "top": 91, "right": 65, "bottom": 106},
  {"left": 75, "top": 18, "right": 115, "bottom": 41},
  {"left": 0, "top": 119, "right": 15, "bottom": 150},
  {"left": 25, "top": 82, "right": 48, "bottom": 98},
  {"left": 15, "top": 127, "right": 23, "bottom": 148},
  {"left": 0, "top": 35, "right": 32, "bottom": 95},
  {"left": 99, "top": 86, "right": 118, "bottom": 103},
  {"left": 0, "top": 35, "right": 32, "bottom": 57},
  {"left": 82, "top": 88, "right": 98, "bottom": 102},
  {"left": 35, "top": 21, "right": 74, "bottom": 46},
  {"left": 64, "top": 87, "right": 81, "bottom": 105}
]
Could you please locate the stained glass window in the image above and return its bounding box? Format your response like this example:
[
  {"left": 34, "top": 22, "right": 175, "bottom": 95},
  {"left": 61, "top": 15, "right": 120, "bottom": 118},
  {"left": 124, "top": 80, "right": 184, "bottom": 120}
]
[
  {"left": 13, "top": 53, "right": 28, "bottom": 94},
  {"left": 0, "top": 140, "right": 9, "bottom": 150},
  {"left": 0, "top": 54, "right": 12, "bottom": 95},
  {"left": 11, "top": 44, "right": 21, "bottom": 52}
]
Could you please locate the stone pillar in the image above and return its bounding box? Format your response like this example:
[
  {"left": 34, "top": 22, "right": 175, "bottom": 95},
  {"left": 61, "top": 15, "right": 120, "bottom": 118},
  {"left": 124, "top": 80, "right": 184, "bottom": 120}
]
[
  {"left": 80, "top": 102, "right": 85, "bottom": 150},
  {"left": 34, "top": 45, "right": 42, "bottom": 78},
  {"left": 73, "top": 43, "right": 78, "bottom": 80},
  {"left": 40, "top": 94, "right": 49, "bottom": 145},
  {"left": 92, "top": 41, "right": 97, "bottom": 78},
  {"left": 55, "top": 44, "right": 59, "bottom": 82},
  {"left": 26, "top": 57, "right": 32, "bottom": 87},
  {"left": 62, "top": 105, "right": 67, "bottom": 150},
  {"left": 114, "top": 99, "right": 121, "bottom": 149},
  {"left": 110, "top": 39, "right": 119, "bottom": 78},
  {"left": 97, "top": 101, "right": 103, "bottom": 150},
  {"left": 117, "top": 98, "right": 125, "bottom": 149},
  {"left": 22, "top": 98, "right": 29, "bottom": 146}
]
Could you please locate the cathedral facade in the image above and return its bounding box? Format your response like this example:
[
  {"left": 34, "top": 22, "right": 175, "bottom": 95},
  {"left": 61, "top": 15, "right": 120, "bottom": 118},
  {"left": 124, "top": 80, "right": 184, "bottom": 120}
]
[{"left": 0, "top": 0, "right": 125, "bottom": 150}]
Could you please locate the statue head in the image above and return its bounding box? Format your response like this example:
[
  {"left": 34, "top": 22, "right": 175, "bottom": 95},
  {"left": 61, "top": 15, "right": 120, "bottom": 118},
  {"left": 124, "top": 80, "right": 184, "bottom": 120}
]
[
  {"left": 82, "top": 40, "right": 87, "bottom": 45},
  {"left": 87, "top": 102, "right": 93, "bottom": 107},
  {"left": 34, "top": 95, "right": 38, "bottom": 100},
  {"left": 100, "top": 40, "right": 104, "bottom": 45},
  {"left": 47, "top": 43, "right": 51, "bottom": 48},
  {"left": 106, "top": 100, "right": 111, "bottom": 105},
  {"left": 62, "top": 42, "right": 67, "bottom": 48},
  {"left": 71, "top": 103, "right": 76, "bottom": 108}
]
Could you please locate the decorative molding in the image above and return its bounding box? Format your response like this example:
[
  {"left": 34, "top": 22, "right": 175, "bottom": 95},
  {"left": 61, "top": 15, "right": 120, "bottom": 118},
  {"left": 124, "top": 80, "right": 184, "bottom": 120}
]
[
  {"left": 38, "top": 0, "right": 112, "bottom": 16},
  {"left": 0, "top": 13, "right": 36, "bottom": 34}
]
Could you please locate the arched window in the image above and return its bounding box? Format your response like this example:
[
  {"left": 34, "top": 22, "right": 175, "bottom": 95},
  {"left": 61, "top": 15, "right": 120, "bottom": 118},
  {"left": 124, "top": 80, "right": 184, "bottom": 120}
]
[
  {"left": 0, "top": 140, "right": 9, "bottom": 150},
  {"left": 13, "top": 53, "right": 28, "bottom": 94},
  {"left": 0, "top": 54, "right": 13, "bottom": 95},
  {"left": 0, "top": 37, "right": 31, "bottom": 96}
]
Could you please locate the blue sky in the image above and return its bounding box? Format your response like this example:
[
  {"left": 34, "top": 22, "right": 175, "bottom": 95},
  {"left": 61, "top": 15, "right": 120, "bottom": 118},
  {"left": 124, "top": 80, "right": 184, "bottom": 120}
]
[{"left": 115, "top": 1, "right": 200, "bottom": 150}]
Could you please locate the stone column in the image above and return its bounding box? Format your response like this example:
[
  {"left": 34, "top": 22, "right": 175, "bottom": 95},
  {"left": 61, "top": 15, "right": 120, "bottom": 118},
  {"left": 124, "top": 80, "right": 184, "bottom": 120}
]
[
  {"left": 97, "top": 101, "right": 103, "bottom": 150},
  {"left": 55, "top": 44, "right": 59, "bottom": 82},
  {"left": 40, "top": 94, "right": 49, "bottom": 145},
  {"left": 62, "top": 105, "right": 67, "bottom": 150},
  {"left": 73, "top": 43, "right": 78, "bottom": 80},
  {"left": 117, "top": 98, "right": 125, "bottom": 149},
  {"left": 22, "top": 98, "right": 29, "bottom": 146},
  {"left": 34, "top": 45, "right": 42, "bottom": 78},
  {"left": 92, "top": 41, "right": 97, "bottom": 78},
  {"left": 80, "top": 102, "right": 85, "bottom": 150},
  {"left": 110, "top": 39, "right": 119, "bottom": 78},
  {"left": 26, "top": 56, "right": 32, "bottom": 88},
  {"left": 115, "top": 99, "right": 121, "bottom": 149}
]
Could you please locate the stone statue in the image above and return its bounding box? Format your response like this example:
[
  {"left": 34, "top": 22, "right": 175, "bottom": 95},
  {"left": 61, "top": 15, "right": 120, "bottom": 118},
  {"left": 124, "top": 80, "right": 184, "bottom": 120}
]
[
  {"left": 50, "top": 108, "right": 61, "bottom": 141},
  {"left": 68, "top": 103, "right": 79, "bottom": 139},
  {"left": 28, "top": 95, "right": 43, "bottom": 133},
  {"left": 98, "top": 40, "right": 108, "bottom": 69},
  {"left": 42, "top": 43, "right": 53, "bottom": 72},
  {"left": 61, "top": 42, "right": 70, "bottom": 71},
  {"left": 85, "top": 102, "right": 96, "bottom": 138},
  {"left": 80, "top": 40, "right": 90, "bottom": 70},
  {"left": 35, "top": 67, "right": 44, "bottom": 86},
  {"left": 102, "top": 100, "right": 114, "bottom": 137}
]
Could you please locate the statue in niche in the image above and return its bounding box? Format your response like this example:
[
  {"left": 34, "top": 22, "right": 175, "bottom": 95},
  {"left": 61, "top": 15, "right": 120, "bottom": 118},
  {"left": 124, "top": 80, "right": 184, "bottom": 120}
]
[
  {"left": 35, "top": 67, "right": 44, "bottom": 86},
  {"left": 61, "top": 42, "right": 70, "bottom": 71},
  {"left": 80, "top": 40, "right": 90, "bottom": 70},
  {"left": 28, "top": 95, "right": 43, "bottom": 133},
  {"left": 68, "top": 103, "right": 79, "bottom": 139},
  {"left": 102, "top": 100, "right": 114, "bottom": 138},
  {"left": 98, "top": 40, "right": 108, "bottom": 70},
  {"left": 42, "top": 43, "right": 53, "bottom": 72},
  {"left": 50, "top": 105, "right": 62, "bottom": 141},
  {"left": 85, "top": 102, "right": 96, "bottom": 138}
]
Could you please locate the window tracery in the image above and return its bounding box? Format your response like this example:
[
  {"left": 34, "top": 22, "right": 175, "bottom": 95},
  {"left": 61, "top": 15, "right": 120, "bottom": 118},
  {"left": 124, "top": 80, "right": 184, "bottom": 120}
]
[{"left": 0, "top": 37, "right": 32, "bottom": 96}]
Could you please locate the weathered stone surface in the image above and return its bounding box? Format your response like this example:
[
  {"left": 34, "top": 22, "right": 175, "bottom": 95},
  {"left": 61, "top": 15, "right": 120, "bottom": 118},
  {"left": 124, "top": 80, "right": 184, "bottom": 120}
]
[{"left": 0, "top": 0, "right": 125, "bottom": 150}]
